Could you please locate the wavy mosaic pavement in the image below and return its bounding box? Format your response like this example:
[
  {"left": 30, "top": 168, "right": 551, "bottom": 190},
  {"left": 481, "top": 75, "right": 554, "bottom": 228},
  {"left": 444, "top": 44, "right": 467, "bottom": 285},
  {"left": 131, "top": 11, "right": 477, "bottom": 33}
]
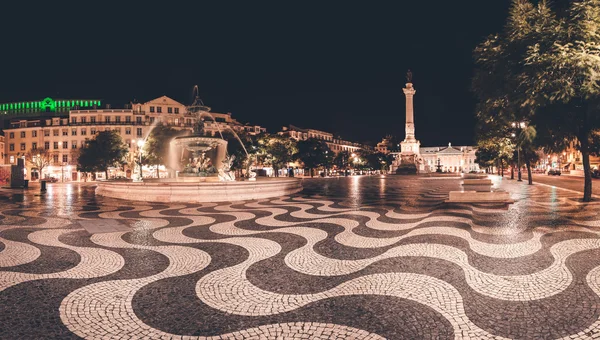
[{"left": 2, "top": 177, "right": 600, "bottom": 339}]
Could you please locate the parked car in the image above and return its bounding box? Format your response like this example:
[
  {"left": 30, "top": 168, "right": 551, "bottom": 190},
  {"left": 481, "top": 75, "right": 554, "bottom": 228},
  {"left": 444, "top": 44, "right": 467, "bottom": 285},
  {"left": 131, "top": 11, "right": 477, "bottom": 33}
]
[
  {"left": 591, "top": 168, "right": 600, "bottom": 179},
  {"left": 548, "top": 169, "right": 562, "bottom": 176}
]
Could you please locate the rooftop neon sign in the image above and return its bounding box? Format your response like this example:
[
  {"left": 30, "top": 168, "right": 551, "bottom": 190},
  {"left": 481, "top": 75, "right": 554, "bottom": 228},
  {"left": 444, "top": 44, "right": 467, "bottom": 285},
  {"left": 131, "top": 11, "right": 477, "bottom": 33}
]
[{"left": 0, "top": 98, "right": 101, "bottom": 112}]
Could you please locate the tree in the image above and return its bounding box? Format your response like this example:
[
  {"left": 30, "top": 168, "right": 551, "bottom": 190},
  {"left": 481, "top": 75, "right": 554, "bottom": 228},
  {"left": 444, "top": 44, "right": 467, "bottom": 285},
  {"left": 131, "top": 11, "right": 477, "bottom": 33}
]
[
  {"left": 24, "top": 147, "right": 51, "bottom": 180},
  {"left": 77, "top": 130, "right": 129, "bottom": 179},
  {"left": 294, "top": 138, "right": 331, "bottom": 177},
  {"left": 515, "top": 125, "right": 537, "bottom": 184},
  {"left": 475, "top": 136, "right": 514, "bottom": 176},
  {"left": 333, "top": 151, "right": 351, "bottom": 175},
  {"left": 144, "top": 123, "right": 188, "bottom": 178},
  {"left": 475, "top": 0, "right": 600, "bottom": 201},
  {"left": 522, "top": 0, "right": 600, "bottom": 201},
  {"left": 256, "top": 134, "right": 297, "bottom": 177},
  {"left": 360, "top": 150, "right": 393, "bottom": 173}
]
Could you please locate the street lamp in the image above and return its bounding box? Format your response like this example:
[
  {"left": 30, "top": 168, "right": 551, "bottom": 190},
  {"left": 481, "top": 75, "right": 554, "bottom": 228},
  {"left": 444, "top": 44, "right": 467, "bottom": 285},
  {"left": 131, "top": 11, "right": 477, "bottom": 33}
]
[
  {"left": 137, "top": 139, "right": 145, "bottom": 181},
  {"left": 511, "top": 121, "right": 526, "bottom": 182}
]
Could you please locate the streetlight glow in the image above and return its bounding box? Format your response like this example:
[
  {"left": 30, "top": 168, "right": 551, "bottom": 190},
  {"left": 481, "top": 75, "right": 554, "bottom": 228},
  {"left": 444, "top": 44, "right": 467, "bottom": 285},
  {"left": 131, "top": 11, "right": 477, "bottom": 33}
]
[{"left": 137, "top": 139, "right": 145, "bottom": 181}]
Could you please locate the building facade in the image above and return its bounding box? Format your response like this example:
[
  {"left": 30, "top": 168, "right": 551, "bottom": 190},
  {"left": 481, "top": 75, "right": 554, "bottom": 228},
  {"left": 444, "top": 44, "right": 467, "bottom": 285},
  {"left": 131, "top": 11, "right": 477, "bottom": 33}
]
[
  {"left": 279, "top": 125, "right": 365, "bottom": 154},
  {"left": 420, "top": 144, "right": 479, "bottom": 173},
  {"left": 3, "top": 96, "right": 198, "bottom": 181}
]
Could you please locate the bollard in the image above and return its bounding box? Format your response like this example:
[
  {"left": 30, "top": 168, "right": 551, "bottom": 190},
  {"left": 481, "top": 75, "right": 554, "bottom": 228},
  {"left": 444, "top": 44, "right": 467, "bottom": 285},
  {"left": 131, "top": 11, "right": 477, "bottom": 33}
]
[{"left": 40, "top": 180, "right": 47, "bottom": 192}]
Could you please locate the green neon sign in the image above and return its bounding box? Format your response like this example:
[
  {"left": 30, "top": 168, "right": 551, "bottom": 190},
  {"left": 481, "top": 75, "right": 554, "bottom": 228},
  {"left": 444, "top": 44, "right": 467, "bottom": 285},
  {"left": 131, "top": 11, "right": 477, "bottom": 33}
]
[{"left": 40, "top": 97, "right": 56, "bottom": 112}]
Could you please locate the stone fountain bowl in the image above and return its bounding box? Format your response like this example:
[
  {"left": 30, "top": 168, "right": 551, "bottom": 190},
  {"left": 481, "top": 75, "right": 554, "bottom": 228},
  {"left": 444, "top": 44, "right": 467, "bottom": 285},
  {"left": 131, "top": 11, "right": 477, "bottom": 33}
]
[
  {"left": 172, "top": 135, "right": 228, "bottom": 152},
  {"left": 96, "top": 177, "right": 303, "bottom": 203}
]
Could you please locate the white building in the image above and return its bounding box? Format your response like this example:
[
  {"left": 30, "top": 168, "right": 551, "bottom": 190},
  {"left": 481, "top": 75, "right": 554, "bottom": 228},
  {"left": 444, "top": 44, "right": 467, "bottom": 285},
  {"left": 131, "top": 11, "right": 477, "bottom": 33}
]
[{"left": 420, "top": 144, "right": 479, "bottom": 173}]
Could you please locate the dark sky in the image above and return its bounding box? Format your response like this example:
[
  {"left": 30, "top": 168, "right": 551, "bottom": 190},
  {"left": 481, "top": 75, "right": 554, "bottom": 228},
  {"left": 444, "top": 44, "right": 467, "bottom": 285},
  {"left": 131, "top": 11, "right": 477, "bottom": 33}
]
[{"left": 0, "top": 2, "right": 510, "bottom": 146}]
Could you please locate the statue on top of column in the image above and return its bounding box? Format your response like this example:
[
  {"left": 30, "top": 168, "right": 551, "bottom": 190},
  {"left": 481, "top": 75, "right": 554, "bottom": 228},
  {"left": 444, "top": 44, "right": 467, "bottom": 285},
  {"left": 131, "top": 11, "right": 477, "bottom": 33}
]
[{"left": 406, "top": 69, "right": 413, "bottom": 83}]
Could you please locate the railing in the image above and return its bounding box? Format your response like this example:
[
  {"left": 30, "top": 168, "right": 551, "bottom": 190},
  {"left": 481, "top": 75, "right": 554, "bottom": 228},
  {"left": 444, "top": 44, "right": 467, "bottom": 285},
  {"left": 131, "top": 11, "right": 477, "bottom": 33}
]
[{"left": 71, "top": 109, "right": 133, "bottom": 114}]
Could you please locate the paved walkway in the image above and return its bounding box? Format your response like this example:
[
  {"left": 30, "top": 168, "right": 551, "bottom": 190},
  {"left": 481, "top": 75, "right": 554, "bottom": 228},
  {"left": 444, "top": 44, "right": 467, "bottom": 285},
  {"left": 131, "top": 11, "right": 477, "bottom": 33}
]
[{"left": 2, "top": 177, "right": 600, "bottom": 339}]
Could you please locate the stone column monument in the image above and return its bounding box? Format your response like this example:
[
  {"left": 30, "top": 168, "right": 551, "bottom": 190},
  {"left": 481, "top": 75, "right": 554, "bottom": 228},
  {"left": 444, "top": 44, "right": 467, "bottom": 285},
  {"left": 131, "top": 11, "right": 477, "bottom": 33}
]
[
  {"left": 400, "top": 70, "right": 420, "bottom": 155},
  {"left": 395, "top": 70, "right": 422, "bottom": 174}
]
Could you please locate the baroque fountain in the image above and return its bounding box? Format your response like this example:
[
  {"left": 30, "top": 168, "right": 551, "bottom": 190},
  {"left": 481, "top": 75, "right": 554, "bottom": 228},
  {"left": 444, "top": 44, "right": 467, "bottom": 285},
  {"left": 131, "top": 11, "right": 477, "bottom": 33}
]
[{"left": 96, "top": 87, "right": 302, "bottom": 203}]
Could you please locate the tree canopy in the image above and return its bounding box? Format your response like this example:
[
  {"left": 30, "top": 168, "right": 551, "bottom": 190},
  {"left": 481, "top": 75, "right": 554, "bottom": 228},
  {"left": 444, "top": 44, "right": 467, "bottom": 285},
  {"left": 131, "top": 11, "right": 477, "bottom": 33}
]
[
  {"left": 24, "top": 147, "right": 52, "bottom": 178},
  {"left": 255, "top": 134, "right": 298, "bottom": 176},
  {"left": 473, "top": 0, "right": 600, "bottom": 200},
  {"left": 294, "top": 138, "right": 332, "bottom": 176},
  {"left": 77, "top": 130, "right": 128, "bottom": 178}
]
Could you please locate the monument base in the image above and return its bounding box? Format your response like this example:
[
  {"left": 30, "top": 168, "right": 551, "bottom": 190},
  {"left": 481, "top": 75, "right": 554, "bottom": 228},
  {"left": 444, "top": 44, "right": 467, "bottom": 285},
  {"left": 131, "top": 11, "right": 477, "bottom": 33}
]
[{"left": 395, "top": 163, "right": 418, "bottom": 175}]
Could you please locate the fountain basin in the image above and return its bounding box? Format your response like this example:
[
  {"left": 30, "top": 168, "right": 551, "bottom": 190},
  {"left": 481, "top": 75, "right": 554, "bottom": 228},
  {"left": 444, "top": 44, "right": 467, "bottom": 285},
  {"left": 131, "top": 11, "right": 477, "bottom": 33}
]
[{"left": 96, "top": 178, "right": 303, "bottom": 203}]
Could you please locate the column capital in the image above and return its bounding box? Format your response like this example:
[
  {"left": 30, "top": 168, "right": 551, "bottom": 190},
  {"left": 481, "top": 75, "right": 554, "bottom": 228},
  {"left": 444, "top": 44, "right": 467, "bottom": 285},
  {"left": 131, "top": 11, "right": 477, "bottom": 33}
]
[{"left": 403, "top": 84, "right": 416, "bottom": 95}]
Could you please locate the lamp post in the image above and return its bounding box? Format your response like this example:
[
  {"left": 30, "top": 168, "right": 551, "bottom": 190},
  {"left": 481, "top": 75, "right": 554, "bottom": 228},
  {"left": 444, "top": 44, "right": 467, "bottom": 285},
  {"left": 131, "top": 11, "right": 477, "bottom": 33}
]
[
  {"left": 137, "top": 139, "right": 145, "bottom": 181},
  {"left": 512, "top": 122, "right": 526, "bottom": 182}
]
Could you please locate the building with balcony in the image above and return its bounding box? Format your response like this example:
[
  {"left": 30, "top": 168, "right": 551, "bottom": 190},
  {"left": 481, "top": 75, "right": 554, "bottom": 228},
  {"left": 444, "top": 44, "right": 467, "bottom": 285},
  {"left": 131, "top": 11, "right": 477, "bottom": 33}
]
[
  {"left": 279, "top": 125, "right": 367, "bottom": 154},
  {"left": 202, "top": 112, "right": 267, "bottom": 136},
  {"left": 3, "top": 96, "right": 198, "bottom": 181},
  {"left": 0, "top": 134, "right": 4, "bottom": 164}
]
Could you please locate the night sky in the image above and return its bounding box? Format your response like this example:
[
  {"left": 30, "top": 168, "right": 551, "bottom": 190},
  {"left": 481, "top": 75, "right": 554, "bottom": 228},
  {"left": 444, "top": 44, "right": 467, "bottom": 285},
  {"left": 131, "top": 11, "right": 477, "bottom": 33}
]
[{"left": 1, "top": 2, "right": 511, "bottom": 146}]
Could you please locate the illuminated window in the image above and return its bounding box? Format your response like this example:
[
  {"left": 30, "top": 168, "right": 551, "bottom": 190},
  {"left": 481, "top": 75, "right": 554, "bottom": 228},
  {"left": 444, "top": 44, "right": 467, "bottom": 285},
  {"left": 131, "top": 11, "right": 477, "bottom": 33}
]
[
  {"left": 10, "top": 156, "right": 14, "bottom": 163},
  {"left": 20, "top": 143, "right": 25, "bottom": 150}
]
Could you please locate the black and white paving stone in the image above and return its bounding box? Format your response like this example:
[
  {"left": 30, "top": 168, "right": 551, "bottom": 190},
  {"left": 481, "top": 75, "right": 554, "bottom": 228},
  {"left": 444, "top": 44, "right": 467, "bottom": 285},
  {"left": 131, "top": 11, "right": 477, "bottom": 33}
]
[{"left": 2, "top": 176, "right": 600, "bottom": 339}]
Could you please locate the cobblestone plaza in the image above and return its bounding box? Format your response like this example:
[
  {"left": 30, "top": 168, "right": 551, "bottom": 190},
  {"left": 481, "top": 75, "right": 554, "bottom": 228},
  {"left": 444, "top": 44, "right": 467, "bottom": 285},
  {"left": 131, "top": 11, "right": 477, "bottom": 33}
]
[{"left": 2, "top": 176, "right": 600, "bottom": 339}]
